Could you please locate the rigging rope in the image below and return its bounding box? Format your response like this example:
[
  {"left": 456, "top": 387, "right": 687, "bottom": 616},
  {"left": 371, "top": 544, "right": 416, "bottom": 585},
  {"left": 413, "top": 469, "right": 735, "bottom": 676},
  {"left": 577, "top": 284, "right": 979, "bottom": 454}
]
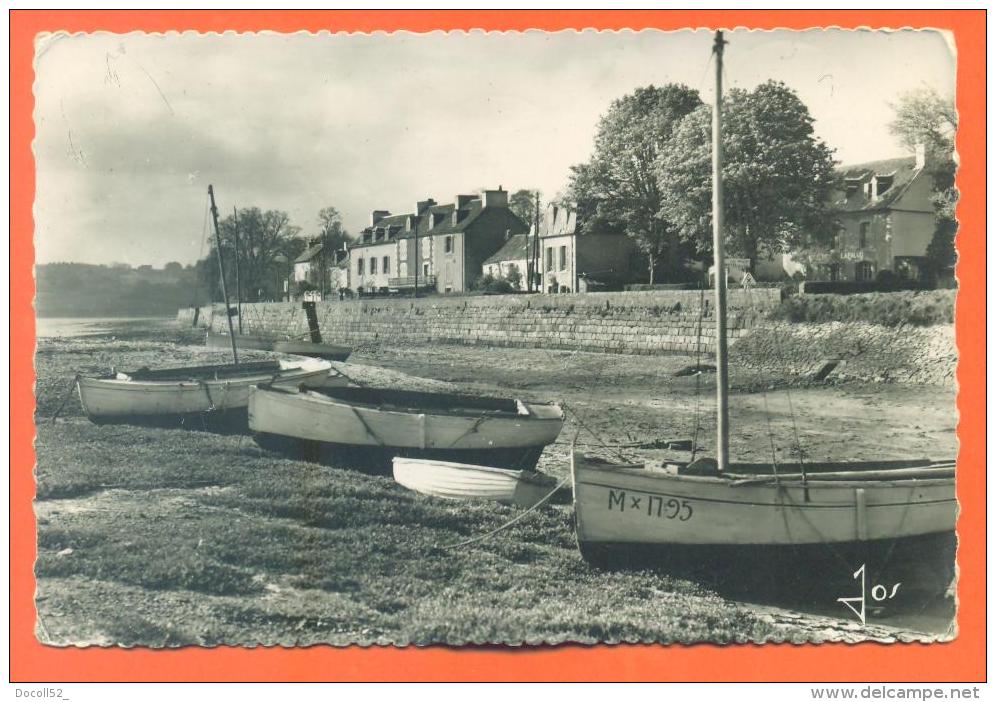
[
  {"left": 440, "top": 475, "right": 570, "bottom": 550},
  {"left": 190, "top": 193, "right": 211, "bottom": 309}
]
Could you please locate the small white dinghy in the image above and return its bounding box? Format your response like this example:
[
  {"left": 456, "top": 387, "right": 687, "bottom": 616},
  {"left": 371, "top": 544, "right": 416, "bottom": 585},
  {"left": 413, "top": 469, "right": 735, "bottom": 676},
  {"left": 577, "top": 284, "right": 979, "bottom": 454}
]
[
  {"left": 393, "top": 457, "right": 562, "bottom": 509},
  {"left": 77, "top": 357, "right": 332, "bottom": 430}
]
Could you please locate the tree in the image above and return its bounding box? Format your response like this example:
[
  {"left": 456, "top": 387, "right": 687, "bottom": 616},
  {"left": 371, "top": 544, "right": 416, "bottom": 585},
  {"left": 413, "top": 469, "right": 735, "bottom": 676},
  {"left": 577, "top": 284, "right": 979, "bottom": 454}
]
[
  {"left": 317, "top": 207, "right": 351, "bottom": 250},
  {"left": 509, "top": 189, "right": 539, "bottom": 226},
  {"left": 889, "top": 87, "right": 958, "bottom": 283},
  {"left": 566, "top": 84, "right": 703, "bottom": 283},
  {"left": 202, "top": 208, "right": 304, "bottom": 302},
  {"left": 658, "top": 81, "right": 838, "bottom": 272}
]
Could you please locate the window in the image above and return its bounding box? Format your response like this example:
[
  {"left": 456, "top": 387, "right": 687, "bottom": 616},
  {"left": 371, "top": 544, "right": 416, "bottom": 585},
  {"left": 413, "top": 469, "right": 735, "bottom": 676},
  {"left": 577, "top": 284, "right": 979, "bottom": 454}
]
[
  {"left": 370, "top": 257, "right": 377, "bottom": 275},
  {"left": 423, "top": 263, "right": 430, "bottom": 276},
  {"left": 382, "top": 256, "right": 390, "bottom": 274},
  {"left": 444, "top": 236, "right": 454, "bottom": 254},
  {"left": 855, "top": 261, "right": 875, "bottom": 282},
  {"left": 834, "top": 229, "right": 844, "bottom": 250},
  {"left": 399, "top": 243, "right": 408, "bottom": 262},
  {"left": 357, "top": 258, "right": 364, "bottom": 276},
  {"left": 859, "top": 222, "right": 870, "bottom": 249},
  {"left": 545, "top": 247, "right": 554, "bottom": 272},
  {"left": 559, "top": 245, "right": 567, "bottom": 270}
]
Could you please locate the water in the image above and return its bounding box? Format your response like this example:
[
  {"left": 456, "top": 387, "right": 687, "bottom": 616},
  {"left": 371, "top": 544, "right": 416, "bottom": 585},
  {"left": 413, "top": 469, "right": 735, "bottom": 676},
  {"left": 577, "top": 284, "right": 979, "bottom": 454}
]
[{"left": 36, "top": 317, "right": 169, "bottom": 339}]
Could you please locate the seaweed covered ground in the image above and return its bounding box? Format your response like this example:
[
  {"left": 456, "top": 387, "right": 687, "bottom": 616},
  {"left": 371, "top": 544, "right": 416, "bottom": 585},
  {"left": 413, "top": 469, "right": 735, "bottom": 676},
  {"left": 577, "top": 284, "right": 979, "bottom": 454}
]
[{"left": 32, "top": 319, "right": 959, "bottom": 647}]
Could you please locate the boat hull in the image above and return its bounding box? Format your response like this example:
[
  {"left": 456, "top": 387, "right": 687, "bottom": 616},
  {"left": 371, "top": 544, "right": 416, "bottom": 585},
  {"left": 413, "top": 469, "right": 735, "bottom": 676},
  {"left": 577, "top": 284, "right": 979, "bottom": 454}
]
[
  {"left": 272, "top": 340, "right": 352, "bottom": 362},
  {"left": 249, "top": 386, "right": 564, "bottom": 471},
  {"left": 573, "top": 454, "right": 956, "bottom": 548},
  {"left": 205, "top": 331, "right": 275, "bottom": 351},
  {"left": 77, "top": 359, "right": 331, "bottom": 430},
  {"left": 392, "top": 457, "right": 561, "bottom": 508},
  {"left": 572, "top": 453, "right": 957, "bottom": 602}
]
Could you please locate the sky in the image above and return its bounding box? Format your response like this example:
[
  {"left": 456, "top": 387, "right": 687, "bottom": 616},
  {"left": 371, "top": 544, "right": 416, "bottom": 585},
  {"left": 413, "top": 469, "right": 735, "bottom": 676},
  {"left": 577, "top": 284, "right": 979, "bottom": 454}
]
[{"left": 33, "top": 28, "right": 956, "bottom": 267}]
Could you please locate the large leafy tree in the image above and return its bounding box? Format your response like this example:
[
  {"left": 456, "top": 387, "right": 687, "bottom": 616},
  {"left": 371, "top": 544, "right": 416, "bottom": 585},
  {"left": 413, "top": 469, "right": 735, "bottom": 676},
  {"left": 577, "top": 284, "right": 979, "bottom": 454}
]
[
  {"left": 658, "top": 81, "right": 838, "bottom": 272},
  {"left": 889, "top": 87, "right": 958, "bottom": 282},
  {"left": 203, "top": 208, "right": 305, "bottom": 302},
  {"left": 566, "top": 84, "right": 703, "bottom": 283}
]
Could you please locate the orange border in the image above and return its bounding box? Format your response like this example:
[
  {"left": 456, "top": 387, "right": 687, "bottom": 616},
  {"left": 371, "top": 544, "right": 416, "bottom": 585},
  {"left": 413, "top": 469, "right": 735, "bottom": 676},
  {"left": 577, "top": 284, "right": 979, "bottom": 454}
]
[{"left": 10, "top": 10, "right": 985, "bottom": 682}]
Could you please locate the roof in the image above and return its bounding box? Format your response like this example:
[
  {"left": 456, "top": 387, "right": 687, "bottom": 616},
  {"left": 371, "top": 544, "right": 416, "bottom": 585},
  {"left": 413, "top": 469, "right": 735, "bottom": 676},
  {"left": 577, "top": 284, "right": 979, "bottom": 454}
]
[
  {"left": 294, "top": 242, "right": 325, "bottom": 263},
  {"left": 425, "top": 199, "right": 484, "bottom": 235},
  {"left": 483, "top": 233, "right": 531, "bottom": 264},
  {"left": 349, "top": 195, "right": 528, "bottom": 250},
  {"left": 832, "top": 156, "right": 922, "bottom": 213}
]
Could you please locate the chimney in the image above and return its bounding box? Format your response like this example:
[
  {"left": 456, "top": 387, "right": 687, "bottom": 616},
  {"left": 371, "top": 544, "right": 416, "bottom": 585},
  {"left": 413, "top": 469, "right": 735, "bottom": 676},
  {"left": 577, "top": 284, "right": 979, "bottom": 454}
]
[
  {"left": 482, "top": 187, "right": 508, "bottom": 209},
  {"left": 371, "top": 210, "right": 390, "bottom": 226},
  {"left": 915, "top": 143, "right": 926, "bottom": 170},
  {"left": 416, "top": 198, "right": 436, "bottom": 215},
  {"left": 456, "top": 194, "right": 476, "bottom": 209}
]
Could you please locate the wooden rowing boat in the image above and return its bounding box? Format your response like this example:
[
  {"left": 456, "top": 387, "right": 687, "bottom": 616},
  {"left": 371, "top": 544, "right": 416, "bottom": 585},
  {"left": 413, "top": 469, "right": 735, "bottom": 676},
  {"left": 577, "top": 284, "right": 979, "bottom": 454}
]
[
  {"left": 206, "top": 330, "right": 351, "bottom": 361},
  {"left": 249, "top": 385, "right": 565, "bottom": 471},
  {"left": 272, "top": 340, "right": 352, "bottom": 361},
  {"left": 77, "top": 357, "right": 332, "bottom": 430},
  {"left": 393, "top": 457, "right": 562, "bottom": 508},
  {"left": 205, "top": 330, "right": 275, "bottom": 351}
]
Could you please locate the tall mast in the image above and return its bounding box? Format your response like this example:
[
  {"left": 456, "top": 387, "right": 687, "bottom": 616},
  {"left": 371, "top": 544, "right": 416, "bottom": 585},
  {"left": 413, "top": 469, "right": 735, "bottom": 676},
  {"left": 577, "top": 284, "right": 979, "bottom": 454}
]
[
  {"left": 208, "top": 185, "right": 239, "bottom": 364},
  {"left": 712, "top": 30, "right": 729, "bottom": 472},
  {"left": 232, "top": 206, "right": 243, "bottom": 334}
]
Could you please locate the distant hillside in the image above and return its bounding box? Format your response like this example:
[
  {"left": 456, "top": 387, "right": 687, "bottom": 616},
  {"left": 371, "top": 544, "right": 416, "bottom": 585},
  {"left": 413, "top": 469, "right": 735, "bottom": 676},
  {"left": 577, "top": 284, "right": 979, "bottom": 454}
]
[{"left": 35, "top": 262, "right": 210, "bottom": 318}]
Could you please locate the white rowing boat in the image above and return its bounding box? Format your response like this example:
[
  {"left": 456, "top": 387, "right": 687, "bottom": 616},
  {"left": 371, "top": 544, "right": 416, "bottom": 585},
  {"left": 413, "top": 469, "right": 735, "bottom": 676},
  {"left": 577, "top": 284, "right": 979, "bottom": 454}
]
[
  {"left": 393, "top": 457, "right": 562, "bottom": 508},
  {"left": 249, "top": 384, "right": 565, "bottom": 471},
  {"left": 77, "top": 357, "right": 332, "bottom": 429}
]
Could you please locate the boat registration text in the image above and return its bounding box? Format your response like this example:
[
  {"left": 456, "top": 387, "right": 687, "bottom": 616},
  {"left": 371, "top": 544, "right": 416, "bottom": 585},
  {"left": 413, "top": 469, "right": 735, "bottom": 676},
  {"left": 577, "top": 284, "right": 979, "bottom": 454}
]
[{"left": 606, "top": 489, "right": 693, "bottom": 521}]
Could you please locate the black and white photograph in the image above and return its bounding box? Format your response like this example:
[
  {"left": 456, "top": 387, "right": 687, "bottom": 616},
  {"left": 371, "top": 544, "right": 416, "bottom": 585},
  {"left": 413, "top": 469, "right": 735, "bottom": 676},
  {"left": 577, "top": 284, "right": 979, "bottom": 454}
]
[{"left": 33, "top": 26, "right": 959, "bottom": 647}]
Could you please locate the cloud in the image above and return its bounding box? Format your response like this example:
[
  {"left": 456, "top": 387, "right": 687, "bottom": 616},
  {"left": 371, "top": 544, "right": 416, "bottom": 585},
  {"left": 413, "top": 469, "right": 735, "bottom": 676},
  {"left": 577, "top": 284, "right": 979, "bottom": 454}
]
[{"left": 33, "top": 28, "right": 955, "bottom": 266}]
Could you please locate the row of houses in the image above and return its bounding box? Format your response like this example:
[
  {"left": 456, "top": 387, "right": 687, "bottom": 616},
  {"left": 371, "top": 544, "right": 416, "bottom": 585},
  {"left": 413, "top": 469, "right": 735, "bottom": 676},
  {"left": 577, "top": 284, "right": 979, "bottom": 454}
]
[
  {"left": 294, "top": 186, "right": 645, "bottom": 296},
  {"left": 294, "top": 147, "right": 941, "bottom": 297}
]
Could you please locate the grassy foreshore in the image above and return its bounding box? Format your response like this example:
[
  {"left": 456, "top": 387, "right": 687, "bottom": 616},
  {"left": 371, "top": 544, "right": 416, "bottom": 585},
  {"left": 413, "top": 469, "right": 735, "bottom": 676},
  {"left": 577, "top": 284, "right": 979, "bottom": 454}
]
[{"left": 32, "top": 319, "right": 958, "bottom": 646}]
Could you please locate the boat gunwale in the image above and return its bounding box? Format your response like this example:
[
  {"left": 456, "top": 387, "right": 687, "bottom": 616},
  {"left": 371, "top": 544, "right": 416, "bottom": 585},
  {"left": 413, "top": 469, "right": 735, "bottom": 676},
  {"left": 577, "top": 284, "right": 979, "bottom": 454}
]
[
  {"left": 573, "top": 456, "right": 956, "bottom": 490},
  {"left": 255, "top": 384, "right": 564, "bottom": 422},
  {"left": 81, "top": 359, "right": 330, "bottom": 388}
]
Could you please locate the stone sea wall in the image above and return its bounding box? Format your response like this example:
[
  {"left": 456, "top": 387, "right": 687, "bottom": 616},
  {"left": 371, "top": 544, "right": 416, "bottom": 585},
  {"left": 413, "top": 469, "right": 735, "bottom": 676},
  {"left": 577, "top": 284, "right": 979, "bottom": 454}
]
[
  {"left": 202, "top": 290, "right": 780, "bottom": 355},
  {"left": 178, "top": 288, "right": 957, "bottom": 386}
]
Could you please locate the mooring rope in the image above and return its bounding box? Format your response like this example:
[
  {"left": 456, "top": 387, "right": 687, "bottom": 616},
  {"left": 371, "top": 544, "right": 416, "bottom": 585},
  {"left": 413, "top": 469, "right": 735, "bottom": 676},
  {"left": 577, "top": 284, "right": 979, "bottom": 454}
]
[
  {"left": 439, "top": 475, "right": 571, "bottom": 550},
  {"left": 50, "top": 373, "right": 82, "bottom": 423}
]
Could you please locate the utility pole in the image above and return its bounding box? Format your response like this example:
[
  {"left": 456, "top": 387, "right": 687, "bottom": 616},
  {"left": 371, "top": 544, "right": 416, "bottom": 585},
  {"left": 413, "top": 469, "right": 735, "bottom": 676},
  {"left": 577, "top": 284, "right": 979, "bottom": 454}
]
[
  {"left": 412, "top": 221, "right": 419, "bottom": 299},
  {"left": 208, "top": 185, "right": 238, "bottom": 364},
  {"left": 320, "top": 231, "right": 327, "bottom": 299},
  {"left": 533, "top": 191, "right": 541, "bottom": 293},
  {"left": 232, "top": 206, "right": 243, "bottom": 334},
  {"left": 711, "top": 30, "right": 729, "bottom": 473}
]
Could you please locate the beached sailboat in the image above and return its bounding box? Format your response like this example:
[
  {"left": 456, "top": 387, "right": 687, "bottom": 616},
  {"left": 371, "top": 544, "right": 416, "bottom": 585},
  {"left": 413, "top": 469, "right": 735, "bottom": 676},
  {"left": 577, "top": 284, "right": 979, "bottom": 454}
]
[
  {"left": 73, "top": 186, "right": 334, "bottom": 429},
  {"left": 249, "top": 384, "right": 565, "bottom": 471},
  {"left": 393, "top": 456, "right": 563, "bottom": 508},
  {"left": 571, "top": 33, "right": 957, "bottom": 588}
]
